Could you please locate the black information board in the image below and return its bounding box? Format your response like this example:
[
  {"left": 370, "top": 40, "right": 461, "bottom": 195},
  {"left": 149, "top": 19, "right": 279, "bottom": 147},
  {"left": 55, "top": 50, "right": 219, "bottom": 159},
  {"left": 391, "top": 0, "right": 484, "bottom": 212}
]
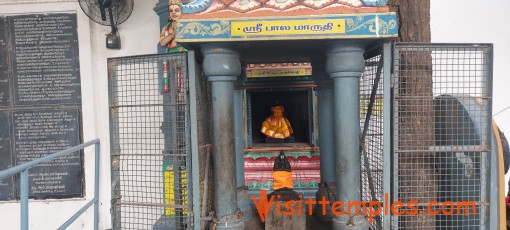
[
  {"left": 13, "top": 109, "right": 82, "bottom": 199},
  {"left": 0, "top": 111, "right": 14, "bottom": 200},
  {"left": 0, "top": 17, "right": 10, "bottom": 108},
  {"left": 9, "top": 14, "right": 81, "bottom": 106},
  {"left": 0, "top": 13, "right": 83, "bottom": 200}
]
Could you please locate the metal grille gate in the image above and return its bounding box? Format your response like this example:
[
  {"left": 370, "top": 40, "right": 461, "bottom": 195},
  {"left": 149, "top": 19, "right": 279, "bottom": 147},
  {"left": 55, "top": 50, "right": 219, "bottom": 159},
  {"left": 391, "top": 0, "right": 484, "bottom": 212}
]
[
  {"left": 391, "top": 43, "right": 493, "bottom": 229},
  {"left": 360, "top": 50, "right": 385, "bottom": 230},
  {"left": 108, "top": 52, "right": 208, "bottom": 230}
]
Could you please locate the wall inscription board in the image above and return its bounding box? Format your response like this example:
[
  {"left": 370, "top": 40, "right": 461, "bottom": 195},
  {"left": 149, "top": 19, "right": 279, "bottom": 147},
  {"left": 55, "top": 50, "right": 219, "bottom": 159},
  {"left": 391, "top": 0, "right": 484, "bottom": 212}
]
[
  {"left": 0, "top": 13, "right": 83, "bottom": 200},
  {"left": 0, "top": 111, "right": 13, "bottom": 200},
  {"left": 0, "top": 17, "right": 10, "bottom": 108}
]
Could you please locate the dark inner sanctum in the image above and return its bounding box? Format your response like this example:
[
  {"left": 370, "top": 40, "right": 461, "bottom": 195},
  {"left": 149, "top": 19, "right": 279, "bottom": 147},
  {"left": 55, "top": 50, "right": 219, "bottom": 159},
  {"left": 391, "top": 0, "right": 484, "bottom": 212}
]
[{"left": 249, "top": 90, "right": 311, "bottom": 145}]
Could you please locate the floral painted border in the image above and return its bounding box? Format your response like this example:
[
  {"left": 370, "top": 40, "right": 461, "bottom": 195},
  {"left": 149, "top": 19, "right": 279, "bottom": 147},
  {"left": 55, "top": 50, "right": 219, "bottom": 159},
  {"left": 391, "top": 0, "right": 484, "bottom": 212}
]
[{"left": 176, "top": 13, "right": 397, "bottom": 42}]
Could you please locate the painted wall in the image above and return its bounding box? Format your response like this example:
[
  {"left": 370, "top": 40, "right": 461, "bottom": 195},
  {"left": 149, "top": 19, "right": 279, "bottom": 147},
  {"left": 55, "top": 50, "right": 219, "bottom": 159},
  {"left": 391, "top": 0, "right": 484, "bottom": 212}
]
[
  {"left": 0, "top": 0, "right": 159, "bottom": 229},
  {"left": 0, "top": 0, "right": 508, "bottom": 229},
  {"left": 430, "top": 0, "right": 510, "bottom": 194}
]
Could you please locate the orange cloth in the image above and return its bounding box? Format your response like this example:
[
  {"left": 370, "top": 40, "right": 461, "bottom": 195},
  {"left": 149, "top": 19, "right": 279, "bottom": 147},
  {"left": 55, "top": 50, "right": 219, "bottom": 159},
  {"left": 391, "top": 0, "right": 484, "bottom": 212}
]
[
  {"left": 272, "top": 171, "right": 293, "bottom": 190},
  {"left": 260, "top": 105, "right": 293, "bottom": 139}
]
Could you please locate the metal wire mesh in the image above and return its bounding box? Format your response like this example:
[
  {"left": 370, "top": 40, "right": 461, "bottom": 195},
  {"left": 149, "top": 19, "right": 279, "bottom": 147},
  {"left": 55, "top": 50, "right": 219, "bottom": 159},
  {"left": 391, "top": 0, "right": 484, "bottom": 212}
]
[
  {"left": 360, "top": 53, "right": 384, "bottom": 230},
  {"left": 392, "top": 44, "right": 492, "bottom": 229},
  {"left": 109, "top": 53, "right": 195, "bottom": 230},
  {"left": 193, "top": 64, "right": 214, "bottom": 228}
]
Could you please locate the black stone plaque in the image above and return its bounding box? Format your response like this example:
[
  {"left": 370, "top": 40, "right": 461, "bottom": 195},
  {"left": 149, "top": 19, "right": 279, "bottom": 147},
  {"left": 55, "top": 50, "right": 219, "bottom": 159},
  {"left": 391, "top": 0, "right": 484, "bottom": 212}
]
[
  {"left": 0, "top": 12, "right": 83, "bottom": 201},
  {"left": 13, "top": 109, "right": 82, "bottom": 199},
  {"left": 9, "top": 14, "right": 81, "bottom": 106},
  {"left": 0, "top": 111, "right": 14, "bottom": 200},
  {"left": 0, "top": 16, "right": 10, "bottom": 108}
]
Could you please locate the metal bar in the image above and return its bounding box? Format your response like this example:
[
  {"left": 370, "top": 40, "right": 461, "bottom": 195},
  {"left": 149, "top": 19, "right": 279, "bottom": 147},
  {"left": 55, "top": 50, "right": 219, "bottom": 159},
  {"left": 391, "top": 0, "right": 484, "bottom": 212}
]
[
  {"left": 486, "top": 45, "right": 495, "bottom": 230},
  {"left": 186, "top": 50, "right": 201, "bottom": 230},
  {"left": 94, "top": 142, "right": 100, "bottom": 230},
  {"left": 110, "top": 153, "right": 189, "bottom": 157},
  {"left": 382, "top": 42, "right": 392, "bottom": 230},
  {"left": 361, "top": 169, "right": 383, "bottom": 173},
  {"left": 58, "top": 199, "right": 96, "bottom": 230},
  {"left": 428, "top": 145, "right": 490, "bottom": 151},
  {"left": 118, "top": 202, "right": 189, "bottom": 208},
  {"left": 394, "top": 96, "right": 493, "bottom": 100},
  {"left": 391, "top": 42, "right": 399, "bottom": 230},
  {"left": 390, "top": 43, "right": 493, "bottom": 50},
  {"left": 0, "top": 139, "right": 100, "bottom": 179},
  {"left": 0, "top": 140, "right": 100, "bottom": 230},
  {"left": 396, "top": 148, "right": 489, "bottom": 153},
  {"left": 20, "top": 169, "right": 29, "bottom": 230},
  {"left": 110, "top": 103, "right": 184, "bottom": 109},
  {"left": 107, "top": 58, "right": 121, "bottom": 230}
]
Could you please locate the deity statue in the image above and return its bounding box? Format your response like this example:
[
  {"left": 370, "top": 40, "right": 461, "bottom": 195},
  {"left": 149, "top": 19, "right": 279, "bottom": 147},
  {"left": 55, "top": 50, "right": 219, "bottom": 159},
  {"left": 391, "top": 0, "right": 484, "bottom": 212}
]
[
  {"left": 270, "top": 151, "right": 299, "bottom": 200},
  {"left": 261, "top": 105, "right": 293, "bottom": 139},
  {"left": 160, "top": 0, "right": 186, "bottom": 53}
]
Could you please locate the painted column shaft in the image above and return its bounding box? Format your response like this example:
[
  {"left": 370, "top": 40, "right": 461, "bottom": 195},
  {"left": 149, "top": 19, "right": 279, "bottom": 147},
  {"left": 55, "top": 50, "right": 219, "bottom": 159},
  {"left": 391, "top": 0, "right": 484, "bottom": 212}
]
[
  {"left": 334, "top": 76, "right": 361, "bottom": 203},
  {"left": 234, "top": 90, "right": 245, "bottom": 187},
  {"left": 318, "top": 87, "right": 336, "bottom": 183},
  {"left": 211, "top": 80, "right": 238, "bottom": 216}
]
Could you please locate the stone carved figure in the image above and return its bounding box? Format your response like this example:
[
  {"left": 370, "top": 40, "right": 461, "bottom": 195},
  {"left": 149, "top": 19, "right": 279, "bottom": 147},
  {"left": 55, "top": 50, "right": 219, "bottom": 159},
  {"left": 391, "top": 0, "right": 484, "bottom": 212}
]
[
  {"left": 160, "top": 0, "right": 186, "bottom": 52},
  {"left": 261, "top": 105, "right": 293, "bottom": 139}
]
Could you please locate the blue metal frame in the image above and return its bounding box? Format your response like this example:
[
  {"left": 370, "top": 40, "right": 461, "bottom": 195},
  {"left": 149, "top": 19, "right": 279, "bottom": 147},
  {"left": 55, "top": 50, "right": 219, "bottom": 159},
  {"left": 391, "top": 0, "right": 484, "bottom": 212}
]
[
  {"left": 382, "top": 42, "right": 392, "bottom": 230},
  {"left": 186, "top": 50, "right": 201, "bottom": 230},
  {"left": 0, "top": 139, "right": 100, "bottom": 230}
]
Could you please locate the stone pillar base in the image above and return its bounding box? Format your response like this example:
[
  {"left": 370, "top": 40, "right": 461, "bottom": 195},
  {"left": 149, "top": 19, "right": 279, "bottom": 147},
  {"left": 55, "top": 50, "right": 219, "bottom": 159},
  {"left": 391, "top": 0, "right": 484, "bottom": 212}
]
[
  {"left": 313, "top": 182, "right": 337, "bottom": 222},
  {"left": 332, "top": 214, "right": 370, "bottom": 230},
  {"left": 213, "top": 211, "right": 245, "bottom": 230},
  {"left": 265, "top": 198, "right": 306, "bottom": 230},
  {"left": 237, "top": 186, "right": 252, "bottom": 221}
]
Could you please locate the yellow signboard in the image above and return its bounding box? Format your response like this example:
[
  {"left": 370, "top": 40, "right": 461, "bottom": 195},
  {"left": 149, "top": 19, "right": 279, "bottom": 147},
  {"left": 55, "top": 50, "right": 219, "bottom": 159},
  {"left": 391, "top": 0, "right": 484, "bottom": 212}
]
[
  {"left": 164, "top": 163, "right": 175, "bottom": 216},
  {"left": 180, "top": 166, "right": 188, "bottom": 215},
  {"left": 248, "top": 68, "right": 309, "bottom": 78},
  {"left": 231, "top": 19, "right": 345, "bottom": 36}
]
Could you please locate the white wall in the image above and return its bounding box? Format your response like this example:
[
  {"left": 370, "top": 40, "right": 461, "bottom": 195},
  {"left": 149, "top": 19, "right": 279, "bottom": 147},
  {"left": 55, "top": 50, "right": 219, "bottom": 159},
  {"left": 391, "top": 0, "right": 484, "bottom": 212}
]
[
  {"left": 431, "top": 0, "right": 510, "bottom": 194},
  {"left": 0, "top": 0, "right": 160, "bottom": 229}
]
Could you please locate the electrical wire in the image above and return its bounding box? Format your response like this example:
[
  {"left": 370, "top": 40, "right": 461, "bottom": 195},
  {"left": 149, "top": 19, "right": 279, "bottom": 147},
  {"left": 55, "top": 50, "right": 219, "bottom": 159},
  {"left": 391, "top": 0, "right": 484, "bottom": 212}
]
[{"left": 493, "top": 105, "right": 510, "bottom": 117}]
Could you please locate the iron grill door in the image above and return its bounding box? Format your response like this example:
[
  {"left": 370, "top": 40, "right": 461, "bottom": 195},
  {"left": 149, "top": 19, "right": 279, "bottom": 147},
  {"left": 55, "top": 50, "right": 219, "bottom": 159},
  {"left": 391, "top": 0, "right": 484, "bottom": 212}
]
[
  {"left": 108, "top": 52, "right": 200, "bottom": 230},
  {"left": 390, "top": 43, "right": 493, "bottom": 230}
]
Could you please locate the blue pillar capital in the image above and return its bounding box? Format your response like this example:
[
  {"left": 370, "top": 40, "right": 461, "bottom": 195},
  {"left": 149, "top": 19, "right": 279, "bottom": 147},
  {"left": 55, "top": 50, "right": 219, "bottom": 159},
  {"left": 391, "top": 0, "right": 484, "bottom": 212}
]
[
  {"left": 325, "top": 41, "right": 366, "bottom": 78},
  {"left": 202, "top": 43, "right": 241, "bottom": 81}
]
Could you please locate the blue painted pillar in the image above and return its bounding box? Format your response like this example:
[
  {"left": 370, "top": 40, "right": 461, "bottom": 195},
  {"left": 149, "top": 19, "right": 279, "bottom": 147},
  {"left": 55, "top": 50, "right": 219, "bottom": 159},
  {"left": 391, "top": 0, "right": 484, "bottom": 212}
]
[
  {"left": 234, "top": 89, "right": 252, "bottom": 221},
  {"left": 314, "top": 67, "right": 336, "bottom": 221},
  {"left": 315, "top": 69, "right": 336, "bottom": 184},
  {"left": 326, "top": 41, "right": 369, "bottom": 230},
  {"left": 202, "top": 43, "right": 245, "bottom": 229},
  {"left": 234, "top": 90, "right": 245, "bottom": 188}
]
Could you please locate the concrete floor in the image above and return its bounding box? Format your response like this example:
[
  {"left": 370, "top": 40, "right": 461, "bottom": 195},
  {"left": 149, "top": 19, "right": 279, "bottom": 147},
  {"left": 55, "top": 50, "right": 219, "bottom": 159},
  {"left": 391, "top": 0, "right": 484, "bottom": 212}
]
[{"left": 244, "top": 207, "right": 332, "bottom": 230}]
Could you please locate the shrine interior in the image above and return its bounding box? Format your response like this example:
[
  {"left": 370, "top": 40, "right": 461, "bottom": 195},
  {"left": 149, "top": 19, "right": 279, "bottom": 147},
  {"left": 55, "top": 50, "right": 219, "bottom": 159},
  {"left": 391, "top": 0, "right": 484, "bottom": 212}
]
[{"left": 248, "top": 89, "right": 312, "bottom": 146}]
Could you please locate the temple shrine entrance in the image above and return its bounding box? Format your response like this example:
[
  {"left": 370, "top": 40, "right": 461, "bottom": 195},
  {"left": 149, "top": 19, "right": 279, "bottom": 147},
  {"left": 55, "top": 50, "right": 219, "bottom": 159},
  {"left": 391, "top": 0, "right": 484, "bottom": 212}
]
[{"left": 106, "top": 0, "right": 505, "bottom": 229}]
